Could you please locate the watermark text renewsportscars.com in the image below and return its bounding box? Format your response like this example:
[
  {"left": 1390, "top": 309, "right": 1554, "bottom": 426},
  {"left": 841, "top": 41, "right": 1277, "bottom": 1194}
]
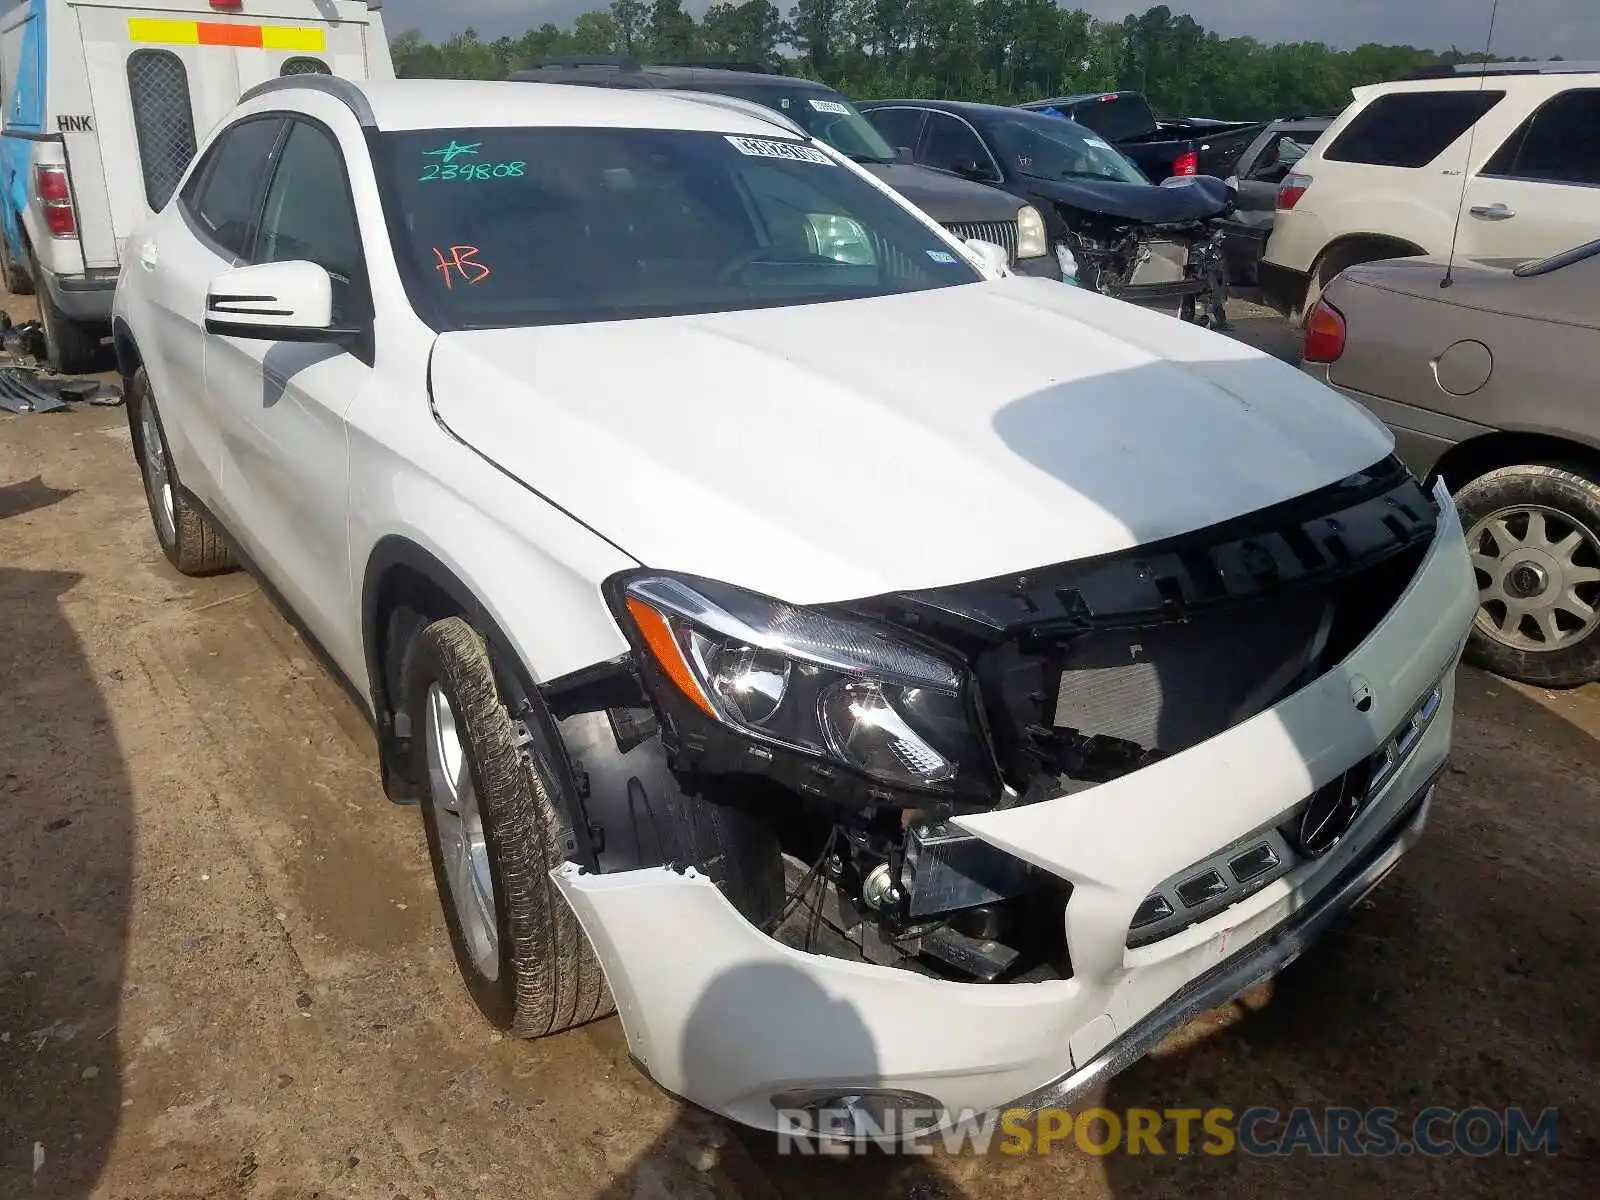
[{"left": 775, "top": 1105, "right": 1560, "bottom": 1157}]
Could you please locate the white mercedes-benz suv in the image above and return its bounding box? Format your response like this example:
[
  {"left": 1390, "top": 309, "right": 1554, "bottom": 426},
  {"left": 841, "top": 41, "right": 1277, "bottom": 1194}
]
[{"left": 112, "top": 76, "right": 1476, "bottom": 1138}]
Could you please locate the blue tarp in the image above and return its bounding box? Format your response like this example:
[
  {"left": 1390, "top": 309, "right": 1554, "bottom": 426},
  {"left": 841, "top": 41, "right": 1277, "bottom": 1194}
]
[{"left": 2, "top": 0, "right": 48, "bottom": 263}]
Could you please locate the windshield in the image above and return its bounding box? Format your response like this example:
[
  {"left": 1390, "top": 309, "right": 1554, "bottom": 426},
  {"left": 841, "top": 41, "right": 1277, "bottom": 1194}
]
[
  {"left": 985, "top": 113, "right": 1149, "bottom": 185},
  {"left": 717, "top": 85, "right": 898, "bottom": 164},
  {"left": 378, "top": 127, "right": 979, "bottom": 332}
]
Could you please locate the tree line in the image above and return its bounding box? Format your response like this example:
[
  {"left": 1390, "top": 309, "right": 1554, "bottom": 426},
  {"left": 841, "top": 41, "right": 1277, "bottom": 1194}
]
[{"left": 390, "top": 2, "right": 1519, "bottom": 120}]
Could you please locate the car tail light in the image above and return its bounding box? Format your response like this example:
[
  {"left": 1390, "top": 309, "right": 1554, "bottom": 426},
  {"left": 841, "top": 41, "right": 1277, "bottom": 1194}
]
[
  {"left": 1304, "top": 299, "right": 1347, "bottom": 363},
  {"left": 208, "top": 0, "right": 243, "bottom": 8},
  {"left": 1172, "top": 148, "right": 1199, "bottom": 176},
  {"left": 1277, "top": 172, "right": 1312, "bottom": 211},
  {"left": 34, "top": 164, "right": 76, "bottom": 238}
]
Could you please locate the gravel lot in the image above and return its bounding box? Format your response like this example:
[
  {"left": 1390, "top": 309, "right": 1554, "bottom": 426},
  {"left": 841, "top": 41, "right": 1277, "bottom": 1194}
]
[{"left": 2, "top": 296, "right": 1597, "bottom": 1199}]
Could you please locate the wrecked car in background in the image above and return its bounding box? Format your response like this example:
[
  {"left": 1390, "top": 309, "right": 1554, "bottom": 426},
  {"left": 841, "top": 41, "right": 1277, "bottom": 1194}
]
[
  {"left": 112, "top": 76, "right": 1478, "bottom": 1138},
  {"left": 860, "top": 99, "right": 1236, "bottom": 324}
]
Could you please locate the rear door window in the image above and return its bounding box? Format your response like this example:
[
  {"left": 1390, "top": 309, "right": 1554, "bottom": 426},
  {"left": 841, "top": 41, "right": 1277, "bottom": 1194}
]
[
  {"left": 919, "top": 113, "right": 999, "bottom": 181},
  {"left": 1482, "top": 88, "right": 1600, "bottom": 186},
  {"left": 1323, "top": 90, "right": 1505, "bottom": 168},
  {"left": 863, "top": 107, "right": 926, "bottom": 154},
  {"left": 180, "top": 117, "right": 286, "bottom": 258}
]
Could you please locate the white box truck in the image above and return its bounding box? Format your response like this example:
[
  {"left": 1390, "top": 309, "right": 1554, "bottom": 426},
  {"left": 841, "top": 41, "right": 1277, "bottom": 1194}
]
[{"left": 0, "top": 0, "right": 393, "bottom": 371}]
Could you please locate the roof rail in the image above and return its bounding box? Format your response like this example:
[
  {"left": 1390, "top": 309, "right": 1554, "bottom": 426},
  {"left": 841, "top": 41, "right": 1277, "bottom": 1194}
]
[
  {"left": 1398, "top": 59, "right": 1600, "bottom": 80},
  {"left": 527, "top": 55, "right": 640, "bottom": 71},
  {"left": 652, "top": 60, "right": 773, "bottom": 74},
  {"left": 652, "top": 89, "right": 807, "bottom": 138},
  {"left": 238, "top": 75, "right": 375, "bottom": 126}
]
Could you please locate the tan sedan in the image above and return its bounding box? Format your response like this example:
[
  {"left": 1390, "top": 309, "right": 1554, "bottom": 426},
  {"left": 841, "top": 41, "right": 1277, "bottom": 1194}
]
[{"left": 1301, "top": 239, "right": 1600, "bottom": 687}]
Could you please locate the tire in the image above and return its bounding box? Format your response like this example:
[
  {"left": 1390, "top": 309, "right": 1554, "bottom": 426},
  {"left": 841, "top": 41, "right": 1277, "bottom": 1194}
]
[
  {"left": 0, "top": 238, "right": 33, "bottom": 296},
  {"left": 37, "top": 277, "right": 104, "bottom": 374},
  {"left": 1455, "top": 464, "right": 1600, "bottom": 688},
  {"left": 404, "top": 617, "right": 614, "bottom": 1037},
  {"left": 128, "top": 367, "right": 237, "bottom": 576}
]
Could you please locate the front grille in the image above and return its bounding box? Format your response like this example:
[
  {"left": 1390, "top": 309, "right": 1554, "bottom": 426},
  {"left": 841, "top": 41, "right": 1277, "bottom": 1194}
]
[
  {"left": 1126, "top": 675, "right": 1445, "bottom": 947},
  {"left": 850, "top": 457, "right": 1438, "bottom": 800},
  {"left": 944, "top": 220, "right": 1019, "bottom": 263}
]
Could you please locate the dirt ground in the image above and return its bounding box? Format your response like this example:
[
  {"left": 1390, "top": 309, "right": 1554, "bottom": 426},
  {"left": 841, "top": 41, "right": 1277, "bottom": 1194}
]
[{"left": 2, "top": 295, "right": 1597, "bottom": 1200}]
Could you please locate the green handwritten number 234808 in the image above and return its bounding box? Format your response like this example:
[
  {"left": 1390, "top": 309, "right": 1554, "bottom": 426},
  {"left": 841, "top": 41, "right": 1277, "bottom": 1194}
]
[{"left": 420, "top": 161, "right": 527, "bottom": 182}]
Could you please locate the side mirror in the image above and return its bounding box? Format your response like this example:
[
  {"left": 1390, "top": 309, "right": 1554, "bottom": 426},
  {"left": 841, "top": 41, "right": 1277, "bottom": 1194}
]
[
  {"left": 964, "top": 238, "right": 1011, "bottom": 275},
  {"left": 205, "top": 260, "right": 355, "bottom": 344},
  {"left": 894, "top": 145, "right": 914, "bottom": 165}
]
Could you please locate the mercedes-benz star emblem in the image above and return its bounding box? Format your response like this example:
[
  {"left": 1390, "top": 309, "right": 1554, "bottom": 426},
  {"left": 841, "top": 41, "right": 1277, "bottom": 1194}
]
[{"left": 1298, "top": 772, "right": 1364, "bottom": 857}]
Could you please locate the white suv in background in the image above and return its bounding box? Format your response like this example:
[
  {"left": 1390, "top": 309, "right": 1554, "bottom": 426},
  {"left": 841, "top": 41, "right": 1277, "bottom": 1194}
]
[{"left": 1261, "top": 63, "right": 1600, "bottom": 323}]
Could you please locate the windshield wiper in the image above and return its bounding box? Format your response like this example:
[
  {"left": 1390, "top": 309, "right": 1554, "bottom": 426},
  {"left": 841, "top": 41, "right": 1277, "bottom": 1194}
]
[{"left": 847, "top": 153, "right": 897, "bottom": 166}]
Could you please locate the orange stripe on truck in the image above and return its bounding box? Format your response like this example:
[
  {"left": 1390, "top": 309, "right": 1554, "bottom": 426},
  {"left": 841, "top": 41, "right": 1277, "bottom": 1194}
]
[
  {"left": 127, "top": 18, "right": 326, "bottom": 52},
  {"left": 196, "top": 21, "right": 262, "bottom": 47}
]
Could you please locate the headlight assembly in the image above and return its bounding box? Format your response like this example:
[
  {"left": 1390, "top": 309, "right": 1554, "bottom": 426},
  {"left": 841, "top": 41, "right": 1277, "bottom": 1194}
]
[
  {"left": 1016, "top": 204, "right": 1048, "bottom": 259},
  {"left": 613, "top": 573, "right": 996, "bottom": 797}
]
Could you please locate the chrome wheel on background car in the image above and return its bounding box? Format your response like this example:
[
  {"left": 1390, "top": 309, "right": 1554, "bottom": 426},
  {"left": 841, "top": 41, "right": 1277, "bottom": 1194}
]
[
  {"left": 1456, "top": 464, "right": 1600, "bottom": 688},
  {"left": 1468, "top": 504, "right": 1600, "bottom": 652},
  {"left": 423, "top": 682, "right": 500, "bottom": 982},
  {"left": 138, "top": 398, "right": 177, "bottom": 547}
]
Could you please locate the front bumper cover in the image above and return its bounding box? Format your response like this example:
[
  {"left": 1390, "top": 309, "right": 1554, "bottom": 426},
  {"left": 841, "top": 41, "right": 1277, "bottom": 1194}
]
[{"left": 553, "top": 478, "right": 1476, "bottom": 1133}]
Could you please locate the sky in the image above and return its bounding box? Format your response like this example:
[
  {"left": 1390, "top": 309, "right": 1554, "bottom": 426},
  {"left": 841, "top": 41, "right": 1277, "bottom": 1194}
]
[{"left": 377, "top": 0, "right": 1600, "bottom": 60}]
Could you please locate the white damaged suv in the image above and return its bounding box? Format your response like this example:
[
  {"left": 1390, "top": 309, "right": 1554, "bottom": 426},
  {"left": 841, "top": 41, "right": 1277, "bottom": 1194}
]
[{"left": 112, "top": 77, "right": 1477, "bottom": 1136}]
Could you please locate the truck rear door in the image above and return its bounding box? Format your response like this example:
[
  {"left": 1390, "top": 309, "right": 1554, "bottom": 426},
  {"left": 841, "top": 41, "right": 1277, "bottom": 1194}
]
[{"left": 70, "top": 2, "right": 377, "bottom": 269}]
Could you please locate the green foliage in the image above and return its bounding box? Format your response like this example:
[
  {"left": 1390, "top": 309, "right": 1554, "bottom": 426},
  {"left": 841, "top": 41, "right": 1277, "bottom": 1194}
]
[{"left": 389, "top": 1, "right": 1468, "bottom": 118}]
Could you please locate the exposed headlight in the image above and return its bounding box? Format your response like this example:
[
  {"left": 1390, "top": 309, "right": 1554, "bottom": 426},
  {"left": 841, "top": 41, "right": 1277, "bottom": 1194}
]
[
  {"left": 615, "top": 573, "right": 991, "bottom": 794},
  {"left": 1016, "top": 204, "right": 1048, "bottom": 259}
]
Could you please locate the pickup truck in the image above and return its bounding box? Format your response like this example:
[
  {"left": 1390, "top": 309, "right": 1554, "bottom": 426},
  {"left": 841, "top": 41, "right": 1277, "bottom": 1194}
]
[{"left": 1018, "top": 91, "right": 1267, "bottom": 183}]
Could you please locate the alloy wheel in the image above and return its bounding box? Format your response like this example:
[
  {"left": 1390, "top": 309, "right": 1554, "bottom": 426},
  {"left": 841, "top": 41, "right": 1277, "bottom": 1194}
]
[
  {"left": 1468, "top": 503, "right": 1600, "bottom": 653},
  {"left": 139, "top": 401, "right": 176, "bottom": 546},
  {"left": 424, "top": 683, "right": 500, "bottom": 980}
]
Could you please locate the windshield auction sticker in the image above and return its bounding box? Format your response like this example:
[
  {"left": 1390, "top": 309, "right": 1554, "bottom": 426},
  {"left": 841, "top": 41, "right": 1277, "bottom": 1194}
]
[
  {"left": 725, "top": 136, "right": 833, "bottom": 165},
  {"left": 808, "top": 98, "right": 850, "bottom": 114}
]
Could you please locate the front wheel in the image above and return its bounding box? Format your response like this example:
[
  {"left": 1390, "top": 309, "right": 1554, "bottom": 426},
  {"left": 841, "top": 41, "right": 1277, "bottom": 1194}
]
[
  {"left": 404, "top": 617, "right": 614, "bottom": 1037},
  {"left": 1457, "top": 464, "right": 1600, "bottom": 688}
]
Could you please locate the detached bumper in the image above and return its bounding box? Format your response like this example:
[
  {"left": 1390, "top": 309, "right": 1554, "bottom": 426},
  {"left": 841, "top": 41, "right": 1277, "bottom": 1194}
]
[{"left": 554, "top": 479, "right": 1476, "bottom": 1133}]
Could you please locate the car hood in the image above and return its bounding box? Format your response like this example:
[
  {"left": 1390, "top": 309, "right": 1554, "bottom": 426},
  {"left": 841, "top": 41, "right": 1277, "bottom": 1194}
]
[
  {"left": 429, "top": 279, "right": 1393, "bottom": 604},
  {"left": 1027, "top": 175, "right": 1227, "bottom": 223},
  {"left": 859, "top": 163, "right": 1022, "bottom": 224}
]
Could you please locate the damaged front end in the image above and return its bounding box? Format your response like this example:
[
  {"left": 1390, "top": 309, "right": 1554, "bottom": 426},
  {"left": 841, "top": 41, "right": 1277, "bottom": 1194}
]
[{"left": 540, "top": 456, "right": 1473, "bottom": 1130}]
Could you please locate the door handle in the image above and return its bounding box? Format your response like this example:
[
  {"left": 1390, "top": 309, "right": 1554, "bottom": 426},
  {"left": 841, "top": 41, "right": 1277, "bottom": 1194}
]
[{"left": 1469, "top": 203, "right": 1516, "bottom": 221}]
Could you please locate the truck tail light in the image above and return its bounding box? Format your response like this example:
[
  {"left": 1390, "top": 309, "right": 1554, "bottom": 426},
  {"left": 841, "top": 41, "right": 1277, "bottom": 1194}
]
[
  {"left": 1277, "top": 172, "right": 1312, "bottom": 211},
  {"left": 1304, "top": 299, "right": 1347, "bottom": 364},
  {"left": 33, "top": 164, "right": 76, "bottom": 238},
  {"left": 1172, "top": 148, "right": 1199, "bottom": 176}
]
